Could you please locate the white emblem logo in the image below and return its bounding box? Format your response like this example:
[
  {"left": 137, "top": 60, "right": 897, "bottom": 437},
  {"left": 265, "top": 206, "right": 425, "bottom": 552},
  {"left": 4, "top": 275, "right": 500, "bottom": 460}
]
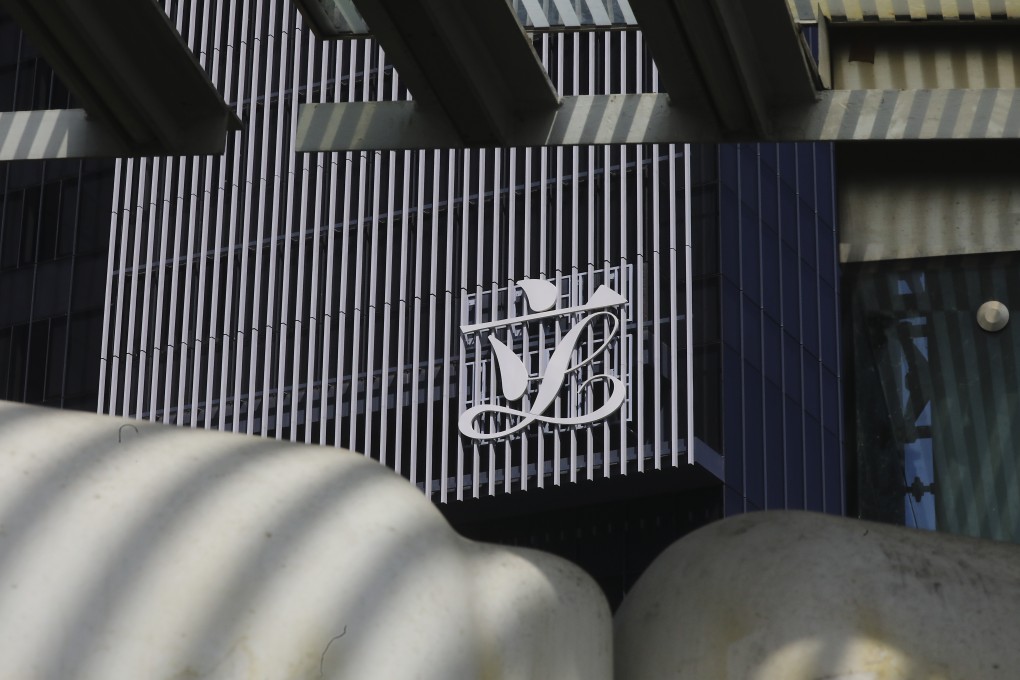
[{"left": 459, "top": 278, "right": 627, "bottom": 441}]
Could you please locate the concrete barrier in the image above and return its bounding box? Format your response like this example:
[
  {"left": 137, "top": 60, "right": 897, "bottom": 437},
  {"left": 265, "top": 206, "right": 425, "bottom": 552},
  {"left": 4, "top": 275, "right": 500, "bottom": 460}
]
[
  {"left": 0, "top": 401, "right": 611, "bottom": 680},
  {"left": 615, "top": 510, "right": 1020, "bottom": 679}
]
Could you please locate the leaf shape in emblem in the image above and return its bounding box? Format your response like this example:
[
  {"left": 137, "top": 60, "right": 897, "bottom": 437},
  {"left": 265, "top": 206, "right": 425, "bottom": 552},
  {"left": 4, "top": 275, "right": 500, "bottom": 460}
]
[
  {"left": 516, "top": 278, "right": 558, "bottom": 312},
  {"left": 488, "top": 334, "right": 528, "bottom": 401}
]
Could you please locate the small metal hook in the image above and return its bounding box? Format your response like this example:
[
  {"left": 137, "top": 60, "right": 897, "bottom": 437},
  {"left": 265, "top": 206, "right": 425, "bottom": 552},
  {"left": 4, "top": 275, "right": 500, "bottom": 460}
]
[{"left": 118, "top": 424, "right": 138, "bottom": 443}]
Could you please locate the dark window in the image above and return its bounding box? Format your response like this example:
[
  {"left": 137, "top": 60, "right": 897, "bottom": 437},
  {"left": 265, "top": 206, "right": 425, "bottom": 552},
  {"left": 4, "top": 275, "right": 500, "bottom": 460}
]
[{"left": 848, "top": 253, "right": 1020, "bottom": 543}]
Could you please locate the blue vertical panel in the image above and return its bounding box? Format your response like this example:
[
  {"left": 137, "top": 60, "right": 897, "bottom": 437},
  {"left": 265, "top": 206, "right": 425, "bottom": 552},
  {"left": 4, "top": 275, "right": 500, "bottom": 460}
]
[
  {"left": 718, "top": 146, "right": 741, "bottom": 291},
  {"left": 819, "top": 280, "right": 839, "bottom": 368},
  {"left": 762, "top": 318, "right": 781, "bottom": 386},
  {"left": 717, "top": 142, "right": 843, "bottom": 516},
  {"left": 722, "top": 340, "right": 745, "bottom": 506},
  {"left": 718, "top": 143, "right": 744, "bottom": 510},
  {"left": 743, "top": 359, "right": 765, "bottom": 509},
  {"left": 761, "top": 225, "right": 781, "bottom": 327},
  {"left": 803, "top": 348, "right": 821, "bottom": 421},
  {"left": 804, "top": 414, "right": 824, "bottom": 509},
  {"left": 784, "top": 394, "right": 805, "bottom": 507},
  {"left": 764, "top": 378, "right": 785, "bottom": 507},
  {"left": 801, "top": 265, "right": 820, "bottom": 358}
]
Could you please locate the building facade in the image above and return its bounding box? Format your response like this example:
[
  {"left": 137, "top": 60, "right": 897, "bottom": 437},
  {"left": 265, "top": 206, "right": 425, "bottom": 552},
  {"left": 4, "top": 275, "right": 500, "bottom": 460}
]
[
  {"left": 0, "top": 2, "right": 844, "bottom": 603},
  {"left": 0, "top": 11, "right": 114, "bottom": 411}
]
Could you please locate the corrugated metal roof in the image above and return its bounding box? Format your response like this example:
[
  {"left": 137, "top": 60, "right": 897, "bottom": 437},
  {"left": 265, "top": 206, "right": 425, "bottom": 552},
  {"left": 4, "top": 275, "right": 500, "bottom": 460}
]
[{"left": 787, "top": 0, "right": 1020, "bottom": 22}]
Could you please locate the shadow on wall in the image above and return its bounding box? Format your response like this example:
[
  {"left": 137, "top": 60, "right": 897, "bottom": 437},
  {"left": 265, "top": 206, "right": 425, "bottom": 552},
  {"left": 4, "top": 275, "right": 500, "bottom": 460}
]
[
  {"left": 2, "top": 401, "right": 1018, "bottom": 679},
  {"left": 0, "top": 401, "right": 610, "bottom": 680}
]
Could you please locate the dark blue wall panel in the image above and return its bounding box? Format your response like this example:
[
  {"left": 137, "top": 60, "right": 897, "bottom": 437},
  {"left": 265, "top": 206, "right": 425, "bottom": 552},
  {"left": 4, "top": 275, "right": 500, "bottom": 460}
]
[{"left": 717, "top": 143, "right": 844, "bottom": 516}]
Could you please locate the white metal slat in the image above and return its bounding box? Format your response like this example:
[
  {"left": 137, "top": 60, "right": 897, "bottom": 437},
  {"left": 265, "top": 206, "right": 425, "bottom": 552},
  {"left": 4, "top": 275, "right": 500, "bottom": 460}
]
[
  {"left": 232, "top": 0, "right": 260, "bottom": 435},
  {"left": 262, "top": 1, "right": 293, "bottom": 438},
  {"left": 392, "top": 143, "right": 413, "bottom": 475},
  {"left": 177, "top": 157, "right": 201, "bottom": 426},
  {"left": 184, "top": 0, "right": 223, "bottom": 431},
  {"left": 390, "top": 59, "right": 413, "bottom": 470},
  {"left": 601, "top": 32, "right": 613, "bottom": 476},
  {"left": 571, "top": 34, "right": 590, "bottom": 482},
  {"left": 133, "top": 160, "right": 160, "bottom": 417},
  {"left": 232, "top": 12, "right": 259, "bottom": 431},
  {"left": 288, "top": 25, "right": 316, "bottom": 443},
  {"left": 452, "top": 149, "right": 465, "bottom": 499},
  {"left": 681, "top": 142, "right": 697, "bottom": 468},
  {"left": 491, "top": 149, "right": 510, "bottom": 494},
  {"left": 463, "top": 149, "right": 477, "bottom": 499},
  {"left": 552, "top": 36, "right": 564, "bottom": 486},
  {"left": 651, "top": 142, "right": 663, "bottom": 469},
  {"left": 427, "top": 151, "right": 444, "bottom": 494},
  {"left": 303, "top": 36, "right": 330, "bottom": 444},
  {"left": 504, "top": 147, "right": 516, "bottom": 494},
  {"left": 666, "top": 143, "right": 679, "bottom": 467},
  {"left": 363, "top": 44, "right": 386, "bottom": 459},
  {"left": 474, "top": 149, "right": 488, "bottom": 496},
  {"left": 618, "top": 31, "right": 629, "bottom": 476},
  {"left": 274, "top": 20, "right": 305, "bottom": 441},
  {"left": 649, "top": 35, "right": 665, "bottom": 468},
  {"left": 405, "top": 152, "right": 425, "bottom": 479},
  {"left": 408, "top": 150, "right": 431, "bottom": 487},
  {"left": 140, "top": 160, "right": 168, "bottom": 421},
  {"left": 196, "top": 1, "right": 227, "bottom": 430},
  {"left": 347, "top": 40, "right": 373, "bottom": 452},
  {"left": 319, "top": 41, "right": 343, "bottom": 445},
  {"left": 537, "top": 60, "right": 548, "bottom": 486},
  {"left": 635, "top": 31, "right": 646, "bottom": 473},
  {"left": 159, "top": 5, "right": 195, "bottom": 422},
  {"left": 533, "top": 30, "right": 551, "bottom": 489},
  {"left": 301, "top": 35, "right": 330, "bottom": 446},
  {"left": 121, "top": 158, "right": 153, "bottom": 418},
  {"left": 98, "top": 159, "right": 127, "bottom": 415},
  {"left": 333, "top": 40, "right": 358, "bottom": 449},
  {"left": 161, "top": 163, "right": 188, "bottom": 423},
  {"left": 169, "top": 2, "right": 205, "bottom": 428},
  {"left": 376, "top": 58, "right": 402, "bottom": 464},
  {"left": 202, "top": 1, "right": 231, "bottom": 431},
  {"left": 248, "top": 0, "right": 279, "bottom": 436},
  {"left": 216, "top": 0, "right": 244, "bottom": 432},
  {"left": 583, "top": 32, "right": 602, "bottom": 479},
  {"left": 520, "top": 147, "right": 532, "bottom": 491},
  {"left": 191, "top": 155, "right": 215, "bottom": 428}
]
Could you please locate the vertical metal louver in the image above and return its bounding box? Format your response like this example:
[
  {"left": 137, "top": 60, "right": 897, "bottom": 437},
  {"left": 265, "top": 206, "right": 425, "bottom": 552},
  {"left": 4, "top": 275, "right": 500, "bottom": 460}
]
[{"left": 98, "top": 3, "right": 695, "bottom": 500}]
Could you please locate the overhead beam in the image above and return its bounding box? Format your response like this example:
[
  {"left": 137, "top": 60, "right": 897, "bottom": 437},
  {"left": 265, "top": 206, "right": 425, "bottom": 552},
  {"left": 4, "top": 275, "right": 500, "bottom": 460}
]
[
  {"left": 348, "top": 0, "right": 559, "bottom": 146},
  {"left": 776, "top": 88, "right": 1020, "bottom": 141},
  {"left": 626, "top": 0, "right": 818, "bottom": 136},
  {"left": 297, "top": 89, "right": 1020, "bottom": 150},
  {"left": 291, "top": 0, "right": 368, "bottom": 38},
  {"left": 0, "top": 0, "right": 239, "bottom": 157},
  {"left": 1, "top": 110, "right": 131, "bottom": 161}
]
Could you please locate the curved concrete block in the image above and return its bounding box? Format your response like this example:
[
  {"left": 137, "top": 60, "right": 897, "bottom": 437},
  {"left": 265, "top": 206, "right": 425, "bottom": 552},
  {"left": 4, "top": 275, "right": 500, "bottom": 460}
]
[
  {"left": 615, "top": 511, "right": 1020, "bottom": 679},
  {"left": 0, "top": 402, "right": 610, "bottom": 680}
]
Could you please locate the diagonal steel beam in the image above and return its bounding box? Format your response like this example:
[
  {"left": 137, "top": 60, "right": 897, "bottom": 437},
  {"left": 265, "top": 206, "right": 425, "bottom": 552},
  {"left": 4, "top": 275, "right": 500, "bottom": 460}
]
[
  {"left": 0, "top": 0, "right": 240, "bottom": 156},
  {"left": 627, "top": 0, "right": 818, "bottom": 136},
  {"left": 348, "top": 0, "right": 560, "bottom": 146}
]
